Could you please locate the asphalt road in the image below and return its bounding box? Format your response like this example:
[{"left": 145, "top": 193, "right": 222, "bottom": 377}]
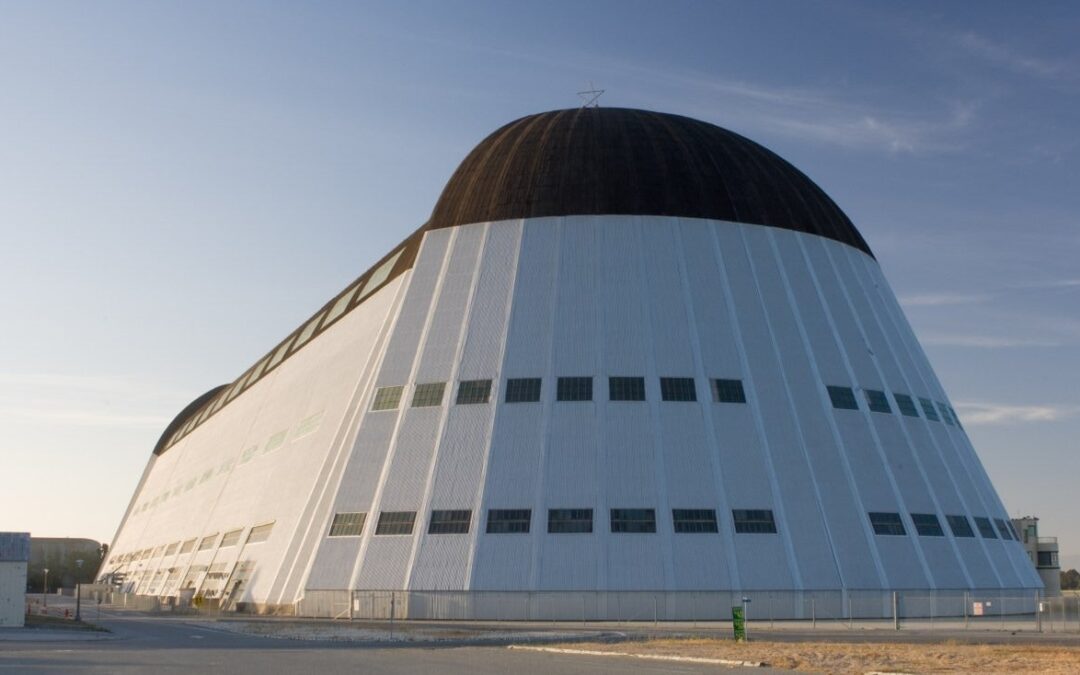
[{"left": 2, "top": 600, "right": 774, "bottom": 674}]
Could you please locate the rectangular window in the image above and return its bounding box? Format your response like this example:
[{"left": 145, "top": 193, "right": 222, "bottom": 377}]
[
  {"left": 673, "top": 509, "right": 719, "bottom": 533},
  {"left": 456, "top": 379, "right": 492, "bottom": 405},
  {"left": 328, "top": 512, "right": 367, "bottom": 537},
  {"left": 660, "top": 377, "right": 697, "bottom": 402},
  {"left": 294, "top": 411, "right": 324, "bottom": 440},
  {"left": 937, "top": 402, "right": 954, "bottom": 426},
  {"left": 1009, "top": 521, "right": 1020, "bottom": 540},
  {"left": 827, "top": 385, "right": 859, "bottom": 410},
  {"left": 246, "top": 522, "right": 274, "bottom": 544},
  {"left": 164, "top": 542, "right": 179, "bottom": 557},
  {"left": 610, "top": 508, "right": 656, "bottom": 533},
  {"left": 197, "top": 534, "right": 219, "bottom": 551},
  {"left": 265, "top": 430, "right": 287, "bottom": 453},
  {"left": 732, "top": 509, "right": 777, "bottom": 534},
  {"left": 1038, "top": 550, "right": 1059, "bottom": 567},
  {"left": 894, "top": 393, "right": 920, "bottom": 417},
  {"left": 975, "top": 516, "right": 998, "bottom": 539},
  {"left": 869, "top": 512, "right": 906, "bottom": 536},
  {"left": 557, "top": 377, "right": 593, "bottom": 402},
  {"left": 505, "top": 378, "right": 541, "bottom": 403},
  {"left": 324, "top": 283, "right": 360, "bottom": 327},
  {"left": 920, "top": 397, "right": 940, "bottom": 421},
  {"left": 865, "top": 389, "right": 892, "bottom": 414},
  {"left": 412, "top": 382, "right": 446, "bottom": 408},
  {"left": 608, "top": 376, "right": 645, "bottom": 401},
  {"left": 179, "top": 539, "right": 196, "bottom": 554},
  {"left": 219, "top": 529, "right": 243, "bottom": 548},
  {"left": 486, "top": 509, "right": 532, "bottom": 534},
  {"left": 949, "top": 406, "right": 963, "bottom": 429},
  {"left": 711, "top": 378, "right": 746, "bottom": 403},
  {"left": 994, "top": 518, "right": 1013, "bottom": 540},
  {"left": 548, "top": 508, "right": 593, "bottom": 533},
  {"left": 266, "top": 337, "right": 296, "bottom": 373},
  {"left": 375, "top": 511, "right": 416, "bottom": 535},
  {"left": 946, "top": 515, "right": 975, "bottom": 538},
  {"left": 428, "top": 510, "right": 471, "bottom": 534},
  {"left": 358, "top": 248, "right": 404, "bottom": 301},
  {"left": 911, "top": 513, "right": 944, "bottom": 537},
  {"left": 372, "top": 386, "right": 404, "bottom": 411},
  {"left": 292, "top": 311, "right": 325, "bottom": 352}
]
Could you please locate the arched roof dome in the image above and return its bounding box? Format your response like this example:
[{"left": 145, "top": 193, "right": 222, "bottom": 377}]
[{"left": 428, "top": 107, "right": 872, "bottom": 257}]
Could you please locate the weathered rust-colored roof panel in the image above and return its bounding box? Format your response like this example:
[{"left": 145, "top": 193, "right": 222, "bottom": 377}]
[{"left": 428, "top": 107, "right": 871, "bottom": 257}]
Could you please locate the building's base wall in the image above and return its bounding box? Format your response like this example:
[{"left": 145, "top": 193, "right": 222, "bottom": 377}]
[
  {"left": 295, "top": 588, "right": 1040, "bottom": 621},
  {"left": 1039, "top": 569, "right": 1062, "bottom": 596}
]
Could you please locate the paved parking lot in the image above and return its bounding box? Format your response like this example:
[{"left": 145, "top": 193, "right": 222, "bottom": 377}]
[{"left": 2, "top": 595, "right": 763, "bottom": 674}]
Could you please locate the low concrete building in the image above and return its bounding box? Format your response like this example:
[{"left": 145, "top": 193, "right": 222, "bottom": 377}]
[
  {"left": 1, "top": 533, "right": 31, "bottom": 627},
  {"left": 1012, "top": 516, "right": 1060, "bottom": 596}
]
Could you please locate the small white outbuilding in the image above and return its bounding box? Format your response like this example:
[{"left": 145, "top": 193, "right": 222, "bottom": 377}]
[{"left": 0, "top": 533, "right": 30, "bottom": 627}]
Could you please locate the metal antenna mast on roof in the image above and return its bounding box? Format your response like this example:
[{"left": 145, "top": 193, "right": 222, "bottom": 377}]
[{"left": 577, "top": 82, "right": 604, "bottom": 108}]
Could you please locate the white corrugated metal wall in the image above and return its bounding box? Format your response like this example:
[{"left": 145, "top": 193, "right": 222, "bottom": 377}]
[{"left": 102, "top": 214, "right": 1040, "bottom": 617}]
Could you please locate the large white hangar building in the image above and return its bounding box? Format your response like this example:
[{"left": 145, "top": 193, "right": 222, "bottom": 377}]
[{"left": 100, "top": 107, "right": 1041, "bottom": 619}]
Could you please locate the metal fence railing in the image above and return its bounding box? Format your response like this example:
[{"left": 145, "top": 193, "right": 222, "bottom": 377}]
[
  {"left": 295, "top": 589, "right": 1051, "bottom": 629},
  {"left": 86, "top": 584, "right": 1080, "bottom": 633}
]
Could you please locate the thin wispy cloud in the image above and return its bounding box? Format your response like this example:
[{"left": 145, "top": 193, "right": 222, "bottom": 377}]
[
  {"left": 956, "top": 31, "right": 1068, "bottom": 80},
  {"left": 2, "top": 406, "right": 168, "bottom": 428},
  {"left": 921, "top": 333, "right": 1062, "bottom": 348},
  {"left": 899, "top": 292, "right": 989, "bottom": 307},
  {"left": 649, "top": 70, "right": 977, "bottom": 155},
  {"left": 1010, "top": 278, "right": 1080, "bottom": 290},
  {"left": 902, "top": 279, "right": 1080, "bottom": 307},
  {"left": 955, "top": 401, "right": 1078, "bottom": 426},
  {"left": 412, "top": 30, "right": 980, "bottom": 156},
  {"left": 0, "top": 371, "right": 164, "bottom": 393},
  {"left": 0, "top": 372, "right": 186, "bottom": 429}
]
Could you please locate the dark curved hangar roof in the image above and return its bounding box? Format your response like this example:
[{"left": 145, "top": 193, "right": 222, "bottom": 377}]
[
  {"left": 157, "top": 107, "right": 872, "bottom": 455},
  {"left": 429, "top": 107, "right": 871, "bottom": 257}
]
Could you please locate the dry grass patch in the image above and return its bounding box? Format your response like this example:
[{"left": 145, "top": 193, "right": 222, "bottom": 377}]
[{"left": 551, "top": 637, "right": 1080, "bottom": 673}]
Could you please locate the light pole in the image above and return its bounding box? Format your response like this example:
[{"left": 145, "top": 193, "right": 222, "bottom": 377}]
[
  {"left": 43, "top": 568, "right": 49, "bottom": 609},
  {"left": 742, "top": 596, "right": 751, "bottom": 643},
  {"left": 75, "top": 560, "right": 84, "bottom": 622}
]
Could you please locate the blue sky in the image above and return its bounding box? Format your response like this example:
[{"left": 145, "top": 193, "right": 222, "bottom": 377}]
[{"left": 1, "top": 1, "right": 1077, "bottom": 565}]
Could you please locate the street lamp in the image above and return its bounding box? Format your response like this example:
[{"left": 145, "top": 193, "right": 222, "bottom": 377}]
[
  {"left": 43, "top": 568, "right": 49, "bottom": 609},
  {"left": 742, "top": 596, "right": 751, "bottom": 643},
  {"left": 75, "top": 560, "right": 84, "bottom": 622}
]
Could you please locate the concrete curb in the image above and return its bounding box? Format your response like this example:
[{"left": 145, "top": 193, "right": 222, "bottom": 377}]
[
  {"left": 0, "top": 629, "right": 115, "bottom": 642},
  {"left": 507, "top": 645, "right": 763, "bottom": 668}
]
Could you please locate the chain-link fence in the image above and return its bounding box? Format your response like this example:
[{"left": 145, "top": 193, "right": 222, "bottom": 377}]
[
  {"left": 295, "top": 588, "right": 1054, "bottom": 631},
  {"left": 85, "top": 583, "right": 1077, "bottom": 633}
]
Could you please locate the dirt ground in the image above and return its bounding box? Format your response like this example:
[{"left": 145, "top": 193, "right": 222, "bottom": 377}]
[{"left": 553, "top": 637, "right": 1080, "bottom": 673}]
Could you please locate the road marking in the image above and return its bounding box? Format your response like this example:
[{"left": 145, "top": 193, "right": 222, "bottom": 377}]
[
  {"left": 507, "top": 645, "right": 763, "bottom": 668},
  {"left": 189, "top": 635, "right": 204, "bottom": 639}
]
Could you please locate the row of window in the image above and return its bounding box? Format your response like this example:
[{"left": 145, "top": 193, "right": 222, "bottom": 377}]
[
  {"left": 328, "top": 508, "right": 777, "bottom": 536},
  {"left": 163, "top": 244, "right": 410, "bottom": 452},
  {"left": 826, "top": 385, "right": 961, "bottom": 427},
  {"left": 868, "top": 512, "right": 1018, "bottom": 540},
  {"left": 326, "top": 508, "right": 1018, "bottom": 544},
  {"left": 371, "top": 378, "right": 960, "bottom": 431},
  {"left": 372, "top": 377, "right": 747, "bottom": 411},
  {"left": 110, "top": 522, "right": 274, "bottom": 565},
  {"left": 137, "top": 411, "right": 327, "bottom": 516}
]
